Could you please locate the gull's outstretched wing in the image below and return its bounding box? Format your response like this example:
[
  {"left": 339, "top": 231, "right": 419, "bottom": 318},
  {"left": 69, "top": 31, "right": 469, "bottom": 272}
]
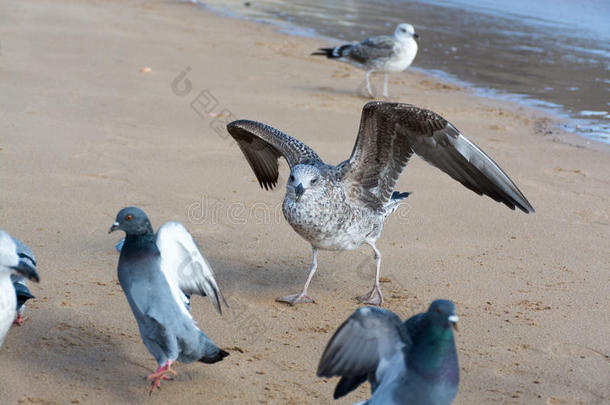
[
  {"left": 227, "top": 120, "right": 322, "bottom": 190},
  {"left": 156, "top": 222, "right": 226, "bottom": 314},
  {"left": 338, "top": 101, "right": 535, "bottom": 213},
  {"left": 317, "top": 307, "right": 410, "bottom": 399}
]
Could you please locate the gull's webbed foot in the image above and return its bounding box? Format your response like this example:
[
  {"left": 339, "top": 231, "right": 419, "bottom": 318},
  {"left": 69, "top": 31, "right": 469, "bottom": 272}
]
[
  {"left": 276, "top": 292, "right": 315, "bottom": 306},
  {"left": 356, "top": 284, "right": 383, "bottom": 306}
]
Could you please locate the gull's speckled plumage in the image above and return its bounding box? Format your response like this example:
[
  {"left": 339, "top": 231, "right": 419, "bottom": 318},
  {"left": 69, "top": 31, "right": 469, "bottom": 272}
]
[{"left": 227, "top": 102, "right": 534, "bottom": 305}]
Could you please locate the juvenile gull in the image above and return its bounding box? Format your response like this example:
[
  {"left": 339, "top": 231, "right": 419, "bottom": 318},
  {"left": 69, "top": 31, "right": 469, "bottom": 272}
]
[
  {"left": 227, "top": 102, "right": 534, "bottom": 306},
  {"left": 10, "top": 236, "right": 37, "bottom": 325},
  {"left": 317, "top": 300, "right": 459, "bottom": 404},
  {"left": 0, "top": 230, "right": 39, "bottom": 349},
  {"left": 313, "top": 23, "right": 419, "bottom": 97},
  {"left": 109, "top": 207, "right": 228, "bottom": 393}
]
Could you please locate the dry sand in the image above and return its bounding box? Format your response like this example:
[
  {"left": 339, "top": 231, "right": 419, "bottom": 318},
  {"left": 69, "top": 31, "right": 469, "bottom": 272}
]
[{"left": 0, "top": 0, "right": 609, "bottom": 404}]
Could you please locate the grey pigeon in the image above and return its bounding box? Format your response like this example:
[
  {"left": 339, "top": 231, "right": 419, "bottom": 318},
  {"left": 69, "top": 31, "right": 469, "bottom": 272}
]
[
  {"left": 227, "top": 102, "right": 534, "bottom": 306},
  {"left": 0, "top": 230, "right": 39, "bottom": 349},
  {"left": 10, "top": 237, "right": 37, "bottom": 325},
  {"left": 313, "top": 23, "right": 419, "bottom": 97},
  {"left": 109, "top": 207, "right": 228, "bottom": 393},
  {"left": 317, "top": 300, "right": 460, "bottom": 405}
]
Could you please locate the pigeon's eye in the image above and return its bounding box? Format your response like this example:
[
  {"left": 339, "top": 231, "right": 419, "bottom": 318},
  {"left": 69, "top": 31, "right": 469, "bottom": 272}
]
[
  {"left": 125, "top": 215, "right": 133, "bottom": 221},
  {"left": 435, "top": 308, "right": 441, "bottom": 314},
  {"left": 311, "top": 178, "right": 318, "bottom": 185},
  {"left": 289, "top": 175, "right": 295, "bottom": 182}
]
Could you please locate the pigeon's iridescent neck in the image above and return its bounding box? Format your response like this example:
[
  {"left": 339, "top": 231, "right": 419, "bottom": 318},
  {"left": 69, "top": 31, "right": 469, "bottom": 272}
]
[
  {"left": 123, "top": 232, "right": 156, "bottom": 250},
  {"left": 408, "top": 325, "right": 456, "bottom": 377}
]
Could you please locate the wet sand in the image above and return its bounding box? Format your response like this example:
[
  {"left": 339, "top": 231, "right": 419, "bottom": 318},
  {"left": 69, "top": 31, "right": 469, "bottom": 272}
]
[{"left": 0, "top": 0, "right": 609, "bottom": 404}]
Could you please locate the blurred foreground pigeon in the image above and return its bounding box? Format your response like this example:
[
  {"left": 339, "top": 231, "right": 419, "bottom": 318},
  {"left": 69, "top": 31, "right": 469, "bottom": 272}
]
[
  {"left": 109, "top": 207, "right": 228, "bottom": 393},
  {"left": 227, "top": 102, "right": 534, "bottom": 306},
  {"left": 0, "top": 230, "right": 39, "bottom": 349},
  {"left": 317, "top": 300, "right": 459, "bottom": 404},
  {"left": 313, "top": 23, "right": 419, "bottom": 97}
]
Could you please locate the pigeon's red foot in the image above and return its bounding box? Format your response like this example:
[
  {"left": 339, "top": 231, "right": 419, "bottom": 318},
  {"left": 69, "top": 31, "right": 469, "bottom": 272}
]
[
  {"left": 13, "top": 314, "right": 24, "bottom": 326},
  {"left": 147, "top": 360, "right": 177, "bottom": 393}
]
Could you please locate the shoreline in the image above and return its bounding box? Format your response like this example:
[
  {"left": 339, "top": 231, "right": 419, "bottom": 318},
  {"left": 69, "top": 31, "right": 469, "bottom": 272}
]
[
  {"left": 198, "top": 0, "right": 610, "bottom": 147},
  {"left": 0, "top": 0, "right": 609, "bottom": 404}
]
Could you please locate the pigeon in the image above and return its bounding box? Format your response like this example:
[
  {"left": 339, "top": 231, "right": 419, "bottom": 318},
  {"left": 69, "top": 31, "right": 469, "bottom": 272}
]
[
  {"left": 227, "top": 102, "right": 534, "bottom": 306},
  {"left": 109, "top": 207, "right": 229, "bottom": 393},
  {"left": 9, "top": 236, "right": 37, "bottom": 325},
  {"left": 12, "top": 275, "right": 35, "bottom": 325},
  {"left": 313, "top": 23, "right": 419, "bottom": 97},
  {"left": 0, "top": 230, "right": 40, "bottom": 349},
  {"left": 317, "top": 300, "right": 459, "bottom": 404}
]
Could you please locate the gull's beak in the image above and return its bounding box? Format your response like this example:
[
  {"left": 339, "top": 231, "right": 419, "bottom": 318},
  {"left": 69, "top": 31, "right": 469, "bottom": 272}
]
[
  {"left": 295, "top": 183, "right": 305, "bottom": 201},
  {"left": 448, "top": 314, "right": 459, "bottom": 332},
  {"left": 108, "top": 221, "right": 120, "bottom": 234},
  {"left": 413, "top": 33, "right": 420, "bottom": 39},
  {"left": 11, "top": 260, "right": 40, "bottom": 283}
]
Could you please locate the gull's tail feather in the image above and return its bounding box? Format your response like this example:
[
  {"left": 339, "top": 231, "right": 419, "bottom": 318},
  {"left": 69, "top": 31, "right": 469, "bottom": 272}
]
[
  {"left": 391, "top": 191, "right": 411, "bottom": 200},
  {"left": 312, "top": 45, "right": 352, "bottom": 59},
  {"left": 384, "top": 191, "right": 411, "bottom": 217}
]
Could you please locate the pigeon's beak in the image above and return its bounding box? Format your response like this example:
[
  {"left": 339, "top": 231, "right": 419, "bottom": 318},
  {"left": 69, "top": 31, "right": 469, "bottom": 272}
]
[
  {"left": 295, "top": 183, "right": 305, "bottom": 201},
  {"left": 413, "top": 33, "right": 420, "bottom": 39},
  {"left": 108, "top": 221, "right": 120, "bottom": 234},
  {"left": 448, "top": 314, "right": 459, "bottom": 332},
  {"left": 11, "top": 260, "right": 40, "bottom": 283}
]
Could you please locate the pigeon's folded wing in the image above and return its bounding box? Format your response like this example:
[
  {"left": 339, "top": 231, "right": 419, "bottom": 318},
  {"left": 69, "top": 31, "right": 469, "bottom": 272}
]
[
  {"left": 156, "top": 222, "right": 226, "bottom": 314},
  {"left": 317, "top": 307, "right": 410, "bottom": 379},
  {"left": 11, "top": 236, "right": 36, "bottom": 268}
]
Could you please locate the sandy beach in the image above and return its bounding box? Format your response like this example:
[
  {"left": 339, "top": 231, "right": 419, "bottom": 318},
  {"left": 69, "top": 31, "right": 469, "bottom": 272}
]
[{"left": 0, "top": 0, "right": 609, "bottom": 404}]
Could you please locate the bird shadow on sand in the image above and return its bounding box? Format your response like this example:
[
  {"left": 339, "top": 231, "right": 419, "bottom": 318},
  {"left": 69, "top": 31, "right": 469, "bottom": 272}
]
[
  {"left": 206, "top": 249, "right": 378, "bottom": 305},
  {"left": 2, "top": 306, "right": 159, "bottom": 403}
]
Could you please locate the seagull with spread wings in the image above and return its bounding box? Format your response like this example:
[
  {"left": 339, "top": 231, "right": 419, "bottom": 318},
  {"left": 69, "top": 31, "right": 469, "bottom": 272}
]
[
  {"left": 109, "top": 207, "right": 228, "bottom": 393},
  {"left": 227, "top": 102, "right": 534, "bottom": 306}
]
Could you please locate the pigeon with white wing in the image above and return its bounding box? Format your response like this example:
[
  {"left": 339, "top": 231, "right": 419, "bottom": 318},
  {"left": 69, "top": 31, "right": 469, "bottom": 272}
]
[
  {"left": 0, "top": 230, "right": 40, "bottom": 350},
  {"left": 109, "top": 207, "right": 228, "bottom": 393}
]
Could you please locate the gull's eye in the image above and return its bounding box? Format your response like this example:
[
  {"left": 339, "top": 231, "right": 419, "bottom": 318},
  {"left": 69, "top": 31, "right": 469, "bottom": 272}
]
[
  {"left": 125, "top": 214, "right": 133, "bottom": 221},
  {"left": 289, "top": 175, "right": 295, "bottom": 182},
  {"left": 311, "top": 178, "right": 318, "bottom": 185}
]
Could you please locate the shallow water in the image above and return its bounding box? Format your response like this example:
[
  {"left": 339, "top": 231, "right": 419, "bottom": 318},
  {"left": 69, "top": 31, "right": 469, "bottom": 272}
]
[{"left": 198, "top": 0, "right": 610, "bottom": 143}]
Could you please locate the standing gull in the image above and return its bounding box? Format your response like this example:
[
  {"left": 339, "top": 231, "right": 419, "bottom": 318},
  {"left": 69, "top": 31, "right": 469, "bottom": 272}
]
[
  {"left": 0, "top": 230, "right": 40, "bottom": 349},
  {"left": 317, "top": 300, "right": 460, "bottom": 404},
  {"left": 313, "top": 23, "right": 419, "bottom": 98},
  {"left": 227, "top": 102, "right": 534, "bottom": 306},
  {"left": 109, "top": 207, "right": 228, "bottom": 393}
]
